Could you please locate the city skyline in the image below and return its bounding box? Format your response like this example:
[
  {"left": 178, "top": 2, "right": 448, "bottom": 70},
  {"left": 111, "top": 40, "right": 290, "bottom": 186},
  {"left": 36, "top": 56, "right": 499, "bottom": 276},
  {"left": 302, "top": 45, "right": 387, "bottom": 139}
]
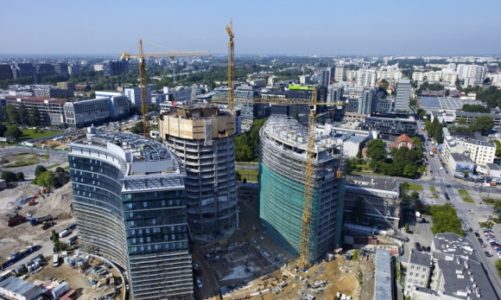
[{"left": 1, "top": 0, "right": 501, "bottom": 56}]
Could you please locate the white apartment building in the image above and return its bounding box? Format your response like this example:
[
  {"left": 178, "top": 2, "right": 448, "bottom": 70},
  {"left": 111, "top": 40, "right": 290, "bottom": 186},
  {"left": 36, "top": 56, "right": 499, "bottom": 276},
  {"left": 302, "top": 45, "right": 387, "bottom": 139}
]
[
  {"left": 457, "top": 64, "right": 486, "bottom": 86},
  {"left": 404, "top": 250, "right": 432, "bottom": 297},
  {"left": 442, "top": 128, "right": 496, "bottom": 167},
  {"left": 355, "top": 69, "right": 377, "bottom": 88},
  {"left": 491, "top": 73, "right": 501, "bottom": 88}
]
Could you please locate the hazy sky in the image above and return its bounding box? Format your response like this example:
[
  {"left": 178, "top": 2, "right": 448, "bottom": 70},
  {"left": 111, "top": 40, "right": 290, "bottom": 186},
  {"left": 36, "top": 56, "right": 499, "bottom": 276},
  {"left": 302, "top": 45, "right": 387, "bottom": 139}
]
[{"left": 1, "top": 0, "right": 500, "bottom": 56}]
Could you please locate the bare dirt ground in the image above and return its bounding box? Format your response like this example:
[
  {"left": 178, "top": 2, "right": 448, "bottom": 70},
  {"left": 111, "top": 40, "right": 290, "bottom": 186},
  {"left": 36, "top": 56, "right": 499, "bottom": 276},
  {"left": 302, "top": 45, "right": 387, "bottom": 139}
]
[{"left": 0, "top": 183, "right": 73, "bottom": 259}]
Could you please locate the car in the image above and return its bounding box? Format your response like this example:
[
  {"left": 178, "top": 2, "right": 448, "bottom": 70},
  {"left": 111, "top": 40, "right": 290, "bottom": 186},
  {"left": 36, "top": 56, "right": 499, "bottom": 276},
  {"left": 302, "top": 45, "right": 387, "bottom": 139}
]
[
  {"left": 475, "top": 232, "right": 480, "bottom": 237},
  {"left": 196, "top": 278, "right": 203, "bottom": 288},
  {"left": 444, "top": 193, "right": 450, "bottom": 201},
  {"left": 415, "top": 242, "right": 421, "bottom": 251},
  {"left": 478, "top": 237, "right": 484, "bottom": 244},
  {"left": 446, "top": 184, "right": 451, "bottom": 188},
  {"left": 485, "top": 251, "right": 493, "bottom": 257}
]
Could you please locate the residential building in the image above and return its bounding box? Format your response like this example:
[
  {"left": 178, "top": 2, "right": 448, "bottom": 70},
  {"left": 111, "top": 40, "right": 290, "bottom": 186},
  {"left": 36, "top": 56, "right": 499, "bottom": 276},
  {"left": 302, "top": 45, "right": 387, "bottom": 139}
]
[
  {"left": 344, "top": 176, "right": 400, "bottom": 229},
  {"left": 374, "top": 249, "right": 394, "bottom": 300},
  {"left": 395, "top": 79, "right": 411, "bottom": 112},
  {"left": 0, "top": 64, "right": 14, "bottom": 80},
  {"left": 259, "top": 116, "right": 345, "bottom": 263},
  {"left": 95, "top": 91, "right": 131, "bottom": 119},
  {"left": 327, "top": 85, "right": 343, "bottom": 103},
  {"left": 68, "top": 129, "right": 193, "bottom": 299},
  {"left": 410, "top": 233, "right": 498, "bottom": 300},
  {"left": 454, "top": 111, "right": 501, "bottom": 127},
  {"left": 63, "top": 98, "right": 111, "bottom": 127},
  {"left": 158, "top": 106, "right": 238, "bottom": 241},
  {"left": 356, "top": 69, "right": 377, "bottom": 88},
  {"left": 389, "top": 134, "right": 414, "bottom": 150},
  {"left": 492, "top": 73, "right": 501, "bottom": 88},
  {"left": 335, "top": 64, "right": 346, "bottom": 82},
  {"left": 457, "top": 64, "right": 486, "bottom": 87},
  {"left": 124, "top": 86, "right": 152, "bottom": 109},
  {"left": 318, "top": 68, "right": 331, "bottom": 87},
  {"left": 446, "top": 153, "right": 475, "bottom": 175},
  {"left": 404, "top": 250, "right": 433, "bottom": 296},
  {"left": 442, "top": 128, "right": 496, "bottom": 167},
  {"left": 358, "top": 88, "right": 375, "bottom": 115}
]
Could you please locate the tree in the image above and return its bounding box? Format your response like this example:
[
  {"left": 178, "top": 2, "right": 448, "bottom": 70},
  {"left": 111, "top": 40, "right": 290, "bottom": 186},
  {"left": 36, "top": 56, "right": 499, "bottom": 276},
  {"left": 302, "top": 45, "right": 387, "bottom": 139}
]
[
  {"left": 18, "top": 103, "right": 29, "bottom": 126},
  {"left": 496, "top": 259, "right": 501, "bottom": 278},
  {"left": 1, "top": 171, "right": 18, "bottom": 182},
  {"left": 0, "top": 123, "right": 6, "bottom": 137},
  {"left": 470, "top": 116, "right": 494, "bottom": 135},
  {"left": 35, "top": 165, "right": 47, "bottom": 177},
  {"left": 494, "top": 140, "right": 501, "bottom": 158},
  {"left": 5, "top": 125, "right": 22, "bottom": 141},
  {"left": 35, "top": 171, "right": 55, "bottom": 188},
  {"left": 132, "top": 121, "right": 144, "bottom": 134},
  {"left": 462, "top": 104, "right": 490, "bottom": 113},
  {"left": 366, "top": 139, "right": 387, "bottom": 162},
  {"left": 16, "top": 172, "right": 25, "bottom": 181},
  {"left": 53, "top": 167, "right": 70, "bottom": 188},
  {"left": 403, "top": 164, "right": 418, "bottom": 178},
  {"left": 29, "top": 107, "right": 41, "bottom": 126},
  {"left": 5, "top": 104, "right": 20, "bottom": 124}
]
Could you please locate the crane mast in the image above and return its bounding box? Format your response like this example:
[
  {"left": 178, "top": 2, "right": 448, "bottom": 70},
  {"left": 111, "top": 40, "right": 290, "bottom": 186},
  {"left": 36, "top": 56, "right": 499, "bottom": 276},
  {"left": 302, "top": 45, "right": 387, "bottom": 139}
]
[
  {"left": 120, "top": 42, "right": 210, "bottom": 137},
  {"left": 226, "top": 22, "right": 235, "bottom": 114},
  {"left": 299, "top": 88, "right": 318, "bottom": 268}
]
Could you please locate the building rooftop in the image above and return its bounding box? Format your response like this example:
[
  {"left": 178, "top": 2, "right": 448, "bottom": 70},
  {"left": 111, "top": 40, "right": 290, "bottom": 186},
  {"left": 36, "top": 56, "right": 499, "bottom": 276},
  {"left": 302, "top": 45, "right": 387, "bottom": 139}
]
[
  {"left": 451, "top": 152, "right": 474, "bottom": 163},
  {"left": 419, "top": 96, "right": 479, "bottom": 111},
  {"left": 167, "top": 105, "right": 229, "bottom": 120},
  {"left": 409, "top": 250, "right": 432, "bottom": 267},
  {"left": 261, "top": 115, "right": 341, "bottom": 154},
  {"left": 5, "top": 95, "right": 67, "bottom": 105},
  {"left": 433, "top": 233, "right": 475, "bottom": 259},
  {"left": 345, "top": 175, "right": 399, "bottom": 195},
  {"left": 374, "top": 249, "right": 393, "bottom": 300},
  {"left": 487, "top": 163, "right": 501, "bottom": 170},
  {"left": 0, "top": 276, "right": 44, "bottom": 299}
]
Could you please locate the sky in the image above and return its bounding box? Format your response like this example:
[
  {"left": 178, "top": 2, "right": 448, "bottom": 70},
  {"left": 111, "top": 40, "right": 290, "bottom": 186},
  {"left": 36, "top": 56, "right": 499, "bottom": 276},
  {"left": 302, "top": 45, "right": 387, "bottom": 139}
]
[{"left": 1, "top": 0, "right": 501, "bottom": 56}]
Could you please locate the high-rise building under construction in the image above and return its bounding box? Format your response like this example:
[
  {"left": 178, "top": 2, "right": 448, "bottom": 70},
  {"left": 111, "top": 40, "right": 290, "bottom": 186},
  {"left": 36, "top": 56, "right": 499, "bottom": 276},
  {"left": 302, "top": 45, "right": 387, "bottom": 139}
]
[
  {"left": 68, "top": 128, "right": 193, "bottom": 300},
  {"left": 259, "top": 116, "right": 345, "bottom": 263},
  {"left": 159, "top": 105, "right": 238, "bottom": 241}
]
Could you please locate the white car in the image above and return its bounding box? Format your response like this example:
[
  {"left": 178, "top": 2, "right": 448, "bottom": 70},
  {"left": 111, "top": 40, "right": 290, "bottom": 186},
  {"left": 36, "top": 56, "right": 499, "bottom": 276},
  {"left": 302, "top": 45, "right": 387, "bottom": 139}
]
[{"left": 196, "top": 278, "right": 203, "bottom": 288}]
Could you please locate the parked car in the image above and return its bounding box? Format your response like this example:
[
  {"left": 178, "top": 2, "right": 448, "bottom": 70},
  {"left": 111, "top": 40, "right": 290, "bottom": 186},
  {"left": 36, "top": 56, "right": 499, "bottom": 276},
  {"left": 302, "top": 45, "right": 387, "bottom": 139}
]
[{"left": 475, "top": 232, "right": 480, "bottom": 238}]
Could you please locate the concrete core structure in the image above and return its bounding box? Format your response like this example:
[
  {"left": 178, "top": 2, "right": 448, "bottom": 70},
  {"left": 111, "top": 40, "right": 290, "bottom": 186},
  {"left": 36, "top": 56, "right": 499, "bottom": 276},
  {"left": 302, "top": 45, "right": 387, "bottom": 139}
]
[
  {"left": 258, "top": 115, "right": 345, "bottom": 263},
  {"left": 159, "top": 105, "right": 238, "bottom": 242}
]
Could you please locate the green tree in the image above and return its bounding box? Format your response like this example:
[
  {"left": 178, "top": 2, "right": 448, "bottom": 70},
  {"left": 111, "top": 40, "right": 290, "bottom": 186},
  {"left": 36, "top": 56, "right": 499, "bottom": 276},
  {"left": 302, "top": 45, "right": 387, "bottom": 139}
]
[
  {"left": 366, "top": 139, "right": 387, "bottom": 162},
  {"left": 131, "top": 121, "right": 144, "bottom": 134},
  {"left": 494, "top": 140, "right": 501, "bottom": 158},
  {"left": 29, "top": 107, "right": 41, "bottom": 126},
  {"left": 16, "top": 172, "right": 25, "bottom": 181},
  {"left": 35, "top": 165, "right": 47, "bottom": 177},
  {"left": 0, "top": 123, "right": 6, "bottom": 137},
  {"left": 470, "top": 116, "right": 494, "bottom": 135},
  {"left": 5, "top": 125, "right": 22, "bottom": 141},
  {"left": 496, "top": 259, "right": 501, "bottom": 278},
  {"left": 462, "top": 104, "right": 490, "bottom": 113},
  {"left": 5, "top": 104, "right": 20, "bottom": 124},
  {"left": 403, "top": 164, "right": 418, "bottom": 178},
  {"left": 1, "top": 171, "right": 18, "bottom": 182},
  {"left": 35, "top": 171, "right": 54, "bottom": 188},
  {"left": 18, "top": 103, "right": 29, "bottom": 126}
]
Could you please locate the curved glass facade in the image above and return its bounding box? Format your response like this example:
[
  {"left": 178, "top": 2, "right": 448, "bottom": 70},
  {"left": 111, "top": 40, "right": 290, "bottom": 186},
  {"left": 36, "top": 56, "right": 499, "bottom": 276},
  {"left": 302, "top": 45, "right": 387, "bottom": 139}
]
[{"left": 259, "top": 117, "right": 345, "bottom": 263}]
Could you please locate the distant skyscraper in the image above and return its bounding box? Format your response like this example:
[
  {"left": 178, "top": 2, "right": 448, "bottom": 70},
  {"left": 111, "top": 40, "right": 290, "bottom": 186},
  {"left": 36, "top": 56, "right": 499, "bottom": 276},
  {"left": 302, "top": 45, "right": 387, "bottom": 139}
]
[
  {"left": 0, "top": 64, "right": 14, "bottom": 80},
  {"left": 457, "top": 64, "right": 486, "bottom": 87},
  {"left": 54, "top": 62, "right": 69, "bottom": 78},
  {"left": 358, "top": 88, "right": 375, "bottom": 115},
  {"left": 395, "top": 79, "right": 411, "bottom": 112},
  {"left": 327, "top": 85, "right": 343, "bottom": 103},
  {"left": 334, "top": 64, "right": 346, "bottom": 82},
  {"left": 318, "top": 68, "right": 331, "bottom": 87},
  {"left": 69, "top": 129, "right": 194, "bottom": 299}
]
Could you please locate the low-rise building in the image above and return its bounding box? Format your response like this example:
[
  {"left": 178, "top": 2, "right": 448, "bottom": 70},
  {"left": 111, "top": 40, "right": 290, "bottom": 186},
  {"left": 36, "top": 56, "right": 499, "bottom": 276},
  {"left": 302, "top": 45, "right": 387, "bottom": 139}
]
[
  {"left": 0, "top": 276, "right": 45, "bottom": 300},
  {"left": 446, "top": 152, "right": 475, "bottom": 175},
  {"left": 345, "top": 176, "right": 400, "bottom": 228},
  {"left": 443, "top": 129, "right": 496, "bottom": 167},
  {"left": 5, "top": 96, "right": 66, "bottom": 126},
  {"left": 64, "top": 98, "right": 110, "bottom": 127},
  {"left": 389, "top": 134, "right": 414, "bottom": 150},
  {"left": 404, "top": 250, "right": 433, "bottom": 296},
  {"left": 374, "top": 249, "right": 394, "bottom": 300},
  {"left": 362, "top": 114, "right": 417, "bottom": 137}
]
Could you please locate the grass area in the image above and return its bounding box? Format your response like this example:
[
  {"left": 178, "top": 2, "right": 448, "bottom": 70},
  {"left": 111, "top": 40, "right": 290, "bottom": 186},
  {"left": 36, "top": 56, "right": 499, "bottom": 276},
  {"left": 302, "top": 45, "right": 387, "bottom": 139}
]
[
  {"left": 483, "top": 198, "right": 499, "bottom": 205},
  {"left": 21, "top": 128, "right": 62, "bottom": 140},
  {"left": 458, "top": 188, "right": 474, "bottom": 203},
  {"left": 236, "top": 169, "right": 258, "bottom": 183},
  {"left": 479, "top": 221, "right": 494, "bottom": 229},
  {"left": 430, "top": 204, "right": 464, "bottom": 236},
  {"left": 429, "top": 186, "right": 438, "bottom": 198},
  {"left": 236, "top": 161, "right": 259, "bottom": 166},
  {"left": 408, "top": 183, "right": 423, "bottom": 192},
  {"left": 1, "top": 153, "right": 39, "bottom": 168}
]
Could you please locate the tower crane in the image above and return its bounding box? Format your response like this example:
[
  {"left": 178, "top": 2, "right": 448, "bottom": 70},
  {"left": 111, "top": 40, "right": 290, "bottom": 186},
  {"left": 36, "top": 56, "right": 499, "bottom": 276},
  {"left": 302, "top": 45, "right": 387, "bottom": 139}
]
[
  {"left": 253, "top": 91, "right": 345, "bottom": 269},
  {"left": 120, "top": 40, "right": 210, "bottom": 137},
  {"left": 226, "top": 21, "right": 235, "bottom": 115}
]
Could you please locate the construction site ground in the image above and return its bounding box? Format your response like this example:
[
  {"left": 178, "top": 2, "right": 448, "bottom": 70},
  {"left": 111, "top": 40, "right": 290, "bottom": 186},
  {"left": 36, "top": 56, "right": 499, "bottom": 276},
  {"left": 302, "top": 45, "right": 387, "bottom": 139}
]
[{"left": 193, "top": 184, "right": 374, "bottom": 300}]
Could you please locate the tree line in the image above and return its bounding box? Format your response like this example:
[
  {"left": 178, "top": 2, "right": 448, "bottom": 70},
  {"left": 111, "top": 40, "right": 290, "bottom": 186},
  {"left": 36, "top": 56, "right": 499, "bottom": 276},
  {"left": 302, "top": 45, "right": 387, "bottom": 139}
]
[{"left": 5, "top": 104, "right": 41, "bottom": 127}]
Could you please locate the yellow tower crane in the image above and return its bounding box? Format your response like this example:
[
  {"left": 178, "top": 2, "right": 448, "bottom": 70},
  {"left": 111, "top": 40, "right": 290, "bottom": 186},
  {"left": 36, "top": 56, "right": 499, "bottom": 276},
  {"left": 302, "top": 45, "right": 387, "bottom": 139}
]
[
  {"left": 254, "top": 93, "right": 345, "bottom": 268},
  {"left": 120, "top": 40, "right": 210, "bottom": 137},
  {"left": 226, "top": 21, "right": 235, "bottom": 114}
]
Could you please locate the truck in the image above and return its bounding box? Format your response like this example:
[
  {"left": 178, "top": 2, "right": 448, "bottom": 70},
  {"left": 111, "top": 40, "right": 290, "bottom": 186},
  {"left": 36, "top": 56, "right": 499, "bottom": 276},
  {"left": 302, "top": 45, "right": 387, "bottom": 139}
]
[
  {"left": 59, "top": 229, "right": 70, "bottom": 238},
  {"left": 29, "top": 215, "right": 54, "bottom": 226},
  {"left": 7, "top": 214, "right": 27, "bottom": 227}
]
